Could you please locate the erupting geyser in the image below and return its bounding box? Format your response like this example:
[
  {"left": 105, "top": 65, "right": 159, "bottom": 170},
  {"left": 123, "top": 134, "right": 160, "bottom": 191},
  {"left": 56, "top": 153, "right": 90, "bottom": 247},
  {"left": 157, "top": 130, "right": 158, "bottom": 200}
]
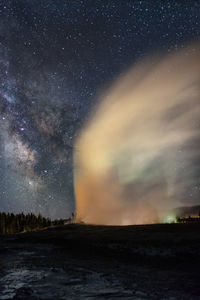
[{"left": 74, "top": 44, "right": 200, "bottom": 225}]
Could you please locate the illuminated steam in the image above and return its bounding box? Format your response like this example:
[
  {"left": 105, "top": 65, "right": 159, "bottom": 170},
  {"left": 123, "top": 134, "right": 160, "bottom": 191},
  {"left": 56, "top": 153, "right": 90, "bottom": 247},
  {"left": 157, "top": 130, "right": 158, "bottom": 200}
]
[{"left": 74, "top": 44, "right": 200, "bottom": 225}]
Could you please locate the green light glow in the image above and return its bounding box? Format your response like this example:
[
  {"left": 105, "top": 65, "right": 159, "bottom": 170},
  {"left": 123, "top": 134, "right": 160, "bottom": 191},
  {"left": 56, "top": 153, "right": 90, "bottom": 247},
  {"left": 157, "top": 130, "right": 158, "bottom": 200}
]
[{"left": 163, "top": 215, "right": 175, "bottom": 224}]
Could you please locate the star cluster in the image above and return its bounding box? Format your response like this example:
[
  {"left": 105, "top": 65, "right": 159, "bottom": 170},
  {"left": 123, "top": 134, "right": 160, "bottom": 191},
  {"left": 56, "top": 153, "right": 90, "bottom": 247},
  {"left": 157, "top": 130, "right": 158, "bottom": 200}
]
[{"left": 0, "top": 1, "right": 199, "bottom": 218}]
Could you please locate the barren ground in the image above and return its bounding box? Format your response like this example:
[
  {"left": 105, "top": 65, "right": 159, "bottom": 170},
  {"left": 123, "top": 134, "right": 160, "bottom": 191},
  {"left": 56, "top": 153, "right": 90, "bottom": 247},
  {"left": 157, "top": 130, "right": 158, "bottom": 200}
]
[{"left": 0, "top": 223, "right": 200, "bottom": 299}]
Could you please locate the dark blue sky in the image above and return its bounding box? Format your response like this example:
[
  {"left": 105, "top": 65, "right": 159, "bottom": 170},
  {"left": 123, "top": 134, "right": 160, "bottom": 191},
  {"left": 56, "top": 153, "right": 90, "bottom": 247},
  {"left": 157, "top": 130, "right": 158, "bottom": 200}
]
[{"left": 0, "top": 1, "right": 199, "bottom": 218}]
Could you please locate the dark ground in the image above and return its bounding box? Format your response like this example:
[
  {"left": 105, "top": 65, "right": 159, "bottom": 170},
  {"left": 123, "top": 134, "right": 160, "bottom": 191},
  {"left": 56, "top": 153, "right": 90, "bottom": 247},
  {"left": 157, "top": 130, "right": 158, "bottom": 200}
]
[{"left": 0, "top": 223, "right": 200, "bottom": 300}]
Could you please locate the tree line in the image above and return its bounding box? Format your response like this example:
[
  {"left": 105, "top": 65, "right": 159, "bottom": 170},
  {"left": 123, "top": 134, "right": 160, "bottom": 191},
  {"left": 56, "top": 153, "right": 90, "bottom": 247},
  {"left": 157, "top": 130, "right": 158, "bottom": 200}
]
[{"left": 0, "top": 212, "right": 66, "bottom": 235}]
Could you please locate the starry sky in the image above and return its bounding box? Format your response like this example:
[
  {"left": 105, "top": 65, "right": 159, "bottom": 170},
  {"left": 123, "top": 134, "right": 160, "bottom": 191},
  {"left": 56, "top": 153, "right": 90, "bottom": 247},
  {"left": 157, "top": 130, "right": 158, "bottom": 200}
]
[{"left": 0, "top": 1, "right": 200, "bottom": 219}]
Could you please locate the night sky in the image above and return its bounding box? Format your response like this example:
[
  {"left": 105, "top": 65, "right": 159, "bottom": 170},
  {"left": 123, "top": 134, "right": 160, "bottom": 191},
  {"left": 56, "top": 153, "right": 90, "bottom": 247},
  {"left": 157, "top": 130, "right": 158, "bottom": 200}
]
[{"left": 0, "top": 1, "right": 200, "bottom": 219}]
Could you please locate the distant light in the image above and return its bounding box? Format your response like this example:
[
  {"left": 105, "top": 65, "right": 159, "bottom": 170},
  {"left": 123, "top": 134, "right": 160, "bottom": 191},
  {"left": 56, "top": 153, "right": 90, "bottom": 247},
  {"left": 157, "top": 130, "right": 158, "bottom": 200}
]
[
  {"left": 20, "top": 127, "right": 25, "bottom": 131},
  {"left": 163, "top": 215, "right": 175, "bottom": 224}
]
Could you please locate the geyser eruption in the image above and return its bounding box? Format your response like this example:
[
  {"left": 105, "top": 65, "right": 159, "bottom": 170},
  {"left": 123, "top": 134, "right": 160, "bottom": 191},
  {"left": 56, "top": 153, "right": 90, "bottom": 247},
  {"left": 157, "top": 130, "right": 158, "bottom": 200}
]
[{"left": 74, "top": 44, "right": 200, "bottom": 225}]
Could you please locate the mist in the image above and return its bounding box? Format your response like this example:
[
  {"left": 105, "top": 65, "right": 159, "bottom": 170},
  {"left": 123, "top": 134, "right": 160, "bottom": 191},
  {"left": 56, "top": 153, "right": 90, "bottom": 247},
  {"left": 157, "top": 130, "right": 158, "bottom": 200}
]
[{"left": 74, "top": 44, "right": 200, "bottom": 225}]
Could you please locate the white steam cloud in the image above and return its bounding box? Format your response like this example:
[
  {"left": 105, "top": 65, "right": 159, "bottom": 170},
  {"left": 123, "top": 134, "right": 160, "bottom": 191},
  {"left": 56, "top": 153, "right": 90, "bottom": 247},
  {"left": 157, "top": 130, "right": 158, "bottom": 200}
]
[{"left": 74, "top": 44, "right": 200, "bottom": 225}]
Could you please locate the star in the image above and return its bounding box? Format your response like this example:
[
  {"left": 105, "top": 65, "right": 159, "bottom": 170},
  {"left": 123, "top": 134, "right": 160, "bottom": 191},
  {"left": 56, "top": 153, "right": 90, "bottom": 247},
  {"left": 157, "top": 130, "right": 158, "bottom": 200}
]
[{"left": 0, "top": 1, "right": 199, "bottom": 220}]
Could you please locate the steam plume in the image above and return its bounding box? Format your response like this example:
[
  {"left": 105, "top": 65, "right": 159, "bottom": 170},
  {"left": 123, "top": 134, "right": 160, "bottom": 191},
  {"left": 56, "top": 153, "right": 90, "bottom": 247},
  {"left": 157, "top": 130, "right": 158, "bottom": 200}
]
[{"left": 74, "top": 44, "right": 200, "bottom": 225}]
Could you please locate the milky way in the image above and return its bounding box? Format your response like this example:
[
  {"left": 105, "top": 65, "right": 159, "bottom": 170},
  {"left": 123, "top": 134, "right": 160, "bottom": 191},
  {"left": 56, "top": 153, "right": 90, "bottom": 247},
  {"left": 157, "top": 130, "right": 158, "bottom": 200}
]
[{"left": 0, "top": 1, "right": 199, "bottom": 218}]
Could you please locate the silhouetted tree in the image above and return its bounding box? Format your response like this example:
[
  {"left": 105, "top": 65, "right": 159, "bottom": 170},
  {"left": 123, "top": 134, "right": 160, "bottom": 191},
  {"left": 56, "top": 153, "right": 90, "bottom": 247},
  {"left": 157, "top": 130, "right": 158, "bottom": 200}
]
[{"left": 0, "top": 212, "right": 64, "bottom": 235}]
